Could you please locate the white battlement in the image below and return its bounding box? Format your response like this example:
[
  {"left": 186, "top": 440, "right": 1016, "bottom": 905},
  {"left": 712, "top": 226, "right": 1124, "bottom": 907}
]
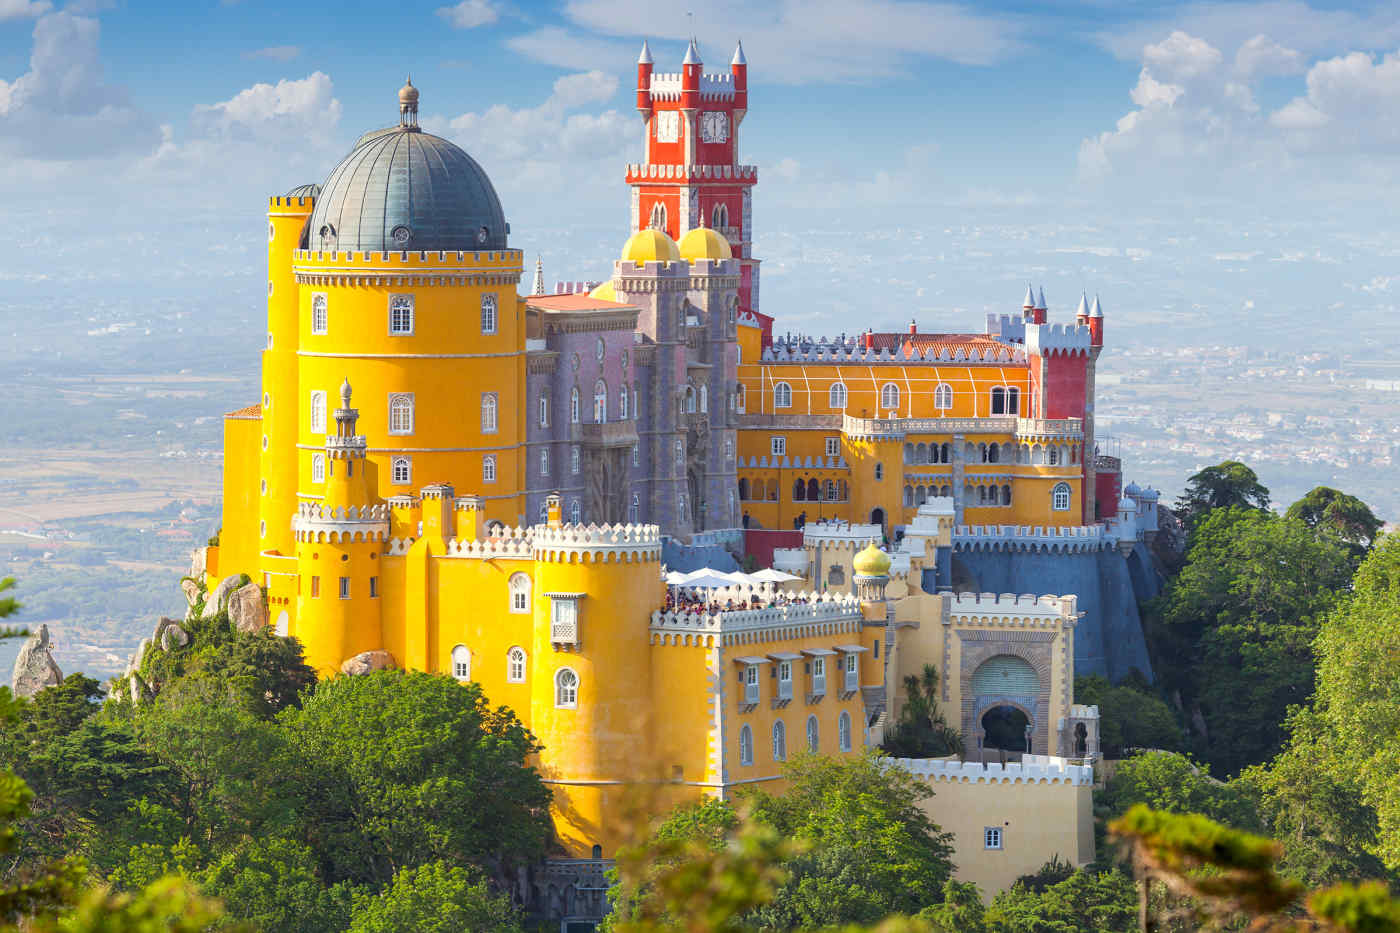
[
  {"left": 444, "top": 534, "right": 533, "bottom": 559},
  {"left": 533, "top": 522, "right": 662, "bottom": 561},
  {"left": 803, "top": 521, "right": 881, "bottom": 546},
  {"left": 953, "top": 523, "right": 1109, "bottom": 553},
  {"left": 624, "top": 163, "right": 758, "bottom": 180},
  {"left": 295, "top": 503, "right": 389, "bottom": 521},
  {"left": 291, "top": 248, "right": 522, "bottom": 267},
  {"left": 891, "top": 755, "right": 1093, "bottom": 786},
  {"left": 651, "top": 590, "right": 862, "bottom": 642},
  {"left": 1026, "top": 322, "right": 1092, "bottom": 356},
  {"left": 948, "top": 592, "right": 1078, "bottom": 622},
  {"left": 761, "top": 341, "right": 1026, "bottom": 365},
  {"left": 292, "top": 502, "right": 390, "bottom": 543},
  {"left": 648, "top": 71, "right": 736, "bottom": 100}
]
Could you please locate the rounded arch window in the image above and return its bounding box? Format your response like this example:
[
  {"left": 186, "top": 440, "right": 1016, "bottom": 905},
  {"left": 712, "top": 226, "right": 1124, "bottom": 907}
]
[
  {"left": 934, "top": 383, "right": 953, "bottom": 410},
  {"left": 508, "top": 572, "right": 531, "bottom": 613},
  {"left": 838, "top": 711, "right": 853, "bottom": 752},
  {"left": 773, "top": 382, "right": 792, "bottom": 409},
  {"left": 593, "top": 379, "right": 608, "bottom": 423},
  {"left": 829, "top": 382, "right": 847, "bottom": 409},
  {"left": 806, "top": 715, "right": 819, "bottom": 753},
  {"left": 880, "top": 382, "right": 900, "bottom": 410},
  {"left": 450, "top": 645, "right": 471, "bottom": 681},
  {"left": 739, "top": 724, "right": 753, "bottom": 766},
  {"left": 555, "top": 668, "right": 579, "bottom": 708},
  {"left": 507, "top": 646, "right": 527, "bottom": 683},
  {"left": 1052, "top": 482, "right": 1072, "bottom": 512},
  {"left": 772, "top": 720, "right": 787, "bottom": 761}
]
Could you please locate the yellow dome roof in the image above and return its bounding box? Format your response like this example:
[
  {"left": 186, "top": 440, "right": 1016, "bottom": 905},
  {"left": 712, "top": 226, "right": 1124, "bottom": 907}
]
[
  {"left": 852, "top": 542, "right": 891, "bottom": 576},
  {"left": 678, "top": 226, "right": 732, "bottom": 262},
  {"left": 620, "top": 228, "right": 681, "bottom": 266},
  {"left": 588, "top": 280, "right": 618, "bottom": 302}
]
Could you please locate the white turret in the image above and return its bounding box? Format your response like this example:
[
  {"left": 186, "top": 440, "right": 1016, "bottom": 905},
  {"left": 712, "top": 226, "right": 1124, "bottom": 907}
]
[
  {"left": 1022, "top": 284, "right": 1035, "bottom": 309},
  {"left": 731, "top": 40, "right": 746, "bottom": 66},
  {"left": 638, "top": 39, "right": 653, "bottom": 65},
  {"left": 1075, "top": 292, "right": 1089, "bottom": 324},
  {"left": 683, "top": 38, "right": 702, "bottom": 65}
]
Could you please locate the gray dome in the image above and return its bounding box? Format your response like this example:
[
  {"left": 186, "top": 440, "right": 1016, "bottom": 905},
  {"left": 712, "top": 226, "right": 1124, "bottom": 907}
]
[
  {"left": 286, "top": 183, "right": 321, "bottom": 198},
  {"left": 306, "top": 126, "right": 507, "bottom": 253}
]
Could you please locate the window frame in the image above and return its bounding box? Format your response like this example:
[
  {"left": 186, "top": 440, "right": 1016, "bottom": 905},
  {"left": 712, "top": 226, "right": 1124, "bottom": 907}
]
[
  {"left": 824, "top": 437, "right": 840, "bottom": 458},
  {"left": 451, "top": 644, "right": 471, "bottom": 681},
  {"left": 569, "top": 499, "right": 581, "bottom": 524},
  {"left": 539, "top": 394, "right": 550, "bottom": 428},
  {"left": 934, "top": 383, "right": 953, "bottom": 410},
  {"left": 773, "top": 381, "right": 792, "bottom": 409},
  {"left": 770, "top": 436, "right": 787, "bottom": 457},
  {"left": 508, "top": 573, "right": 531, "bottom": 614},
  {"left": 388, "top": 294, "right": 415, "bottom": 336},
  {"left": 772, "top": 720, "right": 787, "bottom": 762},
  {"left": 984, "top": 827, "right": 1004, "bottom": 850},
  {"left": 880, "top": 382, "right": 900, "bottom": 411},
  {"left": 806, "top": 714, "right": 819, "bottom": 753},
  {"left": 507, "top": 646, "right": 527, "bottom": 683},
  {"left": 309, "top": 391, "right": 326, "bottom": 434},
  {"left": 388, "top": 393, "right": 414, "bottom": 435},
  {"left": 555, "top": 667, "right": 579, "bottom": 709},
  {"left": 480, "top": 293, "right": 498, "bottom": 335},
  {"left": 838, "top": 710, "right": 852, "bottom": 751},
  {"left": 481, "top": 393, "right": 498, "bottom": 434},
  {"left": 1052, "top": 482, "right": 1072, "bottom": 512},
  {"left": 311, "top": 292, "right": 328, "bottom": 335},
  {"left": 390, "top": 455, "right": 412, "bottom": 486},
  {"left": 311, "top": 453, "right": 326, "bottom": 484},
  {"left": 828, "top": 382, "right": 847, "bottom": 409},
  {"left": 739, "top": 723, "right": 754, "bottom": 765},
  {"left": 571, "top": 446, "right": 581, "bottom": 474},
  {"left": 482, "top": 454, "right": 497, "bottom": 483},
  {"left": 539, "top": 447, "right": 550, "bottom": 476}
]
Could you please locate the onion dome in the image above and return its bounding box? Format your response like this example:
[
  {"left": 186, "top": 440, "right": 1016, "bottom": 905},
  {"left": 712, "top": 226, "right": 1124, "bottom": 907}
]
[
  {"left": 620, "top": 228, "right": 681, "bottom": 265},
  {"left": 589, "top": 280, "right": 619, "bottom": 302},
  {"left": 305, "top": 81, "right": 508, "bottom": 254},
  {"left": 678, "top": 226, "right": 732, "bottom": 261},
  {"left": 852, "top": 542, "right": 891, "bottom": 576}
]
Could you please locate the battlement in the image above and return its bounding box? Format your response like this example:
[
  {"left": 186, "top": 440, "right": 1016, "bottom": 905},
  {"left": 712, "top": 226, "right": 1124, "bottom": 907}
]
[
  {"left": 625, "top": 163, "right": 758, "bottom": 182},
  {"left": 1026, "top": 322, "right": 1092, "bottom": 357},
  {"left": 648, "top": 71, "right": 736, "bottom": 100},
  {"left": 953, "top": 524, "right": 1108, "bottom": 554},
  {"left": 891, "top": 756, "right": 1093, "bottom": 786},
  {"left": 843, "top": 414, "right": 1080, "bottom": 441},
  {"left": 948, "top": 591, "right": 1078, "bottom": 621},
  {"left": 650, "top": 591, "right": 863, "bottom": 646},
  {"left": 291, "top": 248, "right": 523, "bottom": 271},
  {"left": 802, "top": 521, "right": 881, "bottom": 547},
  {"left": 762, "top": 340, "right": 1026, "bottom": 365},
  {"left": 738, "top": 454, "right": 849, "bottom": 470},
  {"left": 295, "top": 503, "right": 389, "bottom": 521},
  {"left": 268, "top": 196, "right": 315, "bottom": 210},
  {"left": 292, "top": 502, "right": 389, "bottom": 543},
  {"left": 533, "top": 522, "right": 662, "bottom": 562}
]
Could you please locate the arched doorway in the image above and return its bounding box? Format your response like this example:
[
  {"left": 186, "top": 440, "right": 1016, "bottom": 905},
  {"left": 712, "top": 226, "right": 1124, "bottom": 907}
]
[
  {"left": 870, "top": 507, "right": 885, "bottom": 529},
  {"left": 981, "top": 705, "right": 1030, "bottom": 752}
]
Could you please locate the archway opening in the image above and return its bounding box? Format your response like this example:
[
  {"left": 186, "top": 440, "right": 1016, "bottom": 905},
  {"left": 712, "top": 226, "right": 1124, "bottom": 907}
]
[
  {"left": 981, "top": 705, "right": 1030, "bottom": 753},
  {"left": 870, "top": 507, "right": 885, "bottom": 528}
]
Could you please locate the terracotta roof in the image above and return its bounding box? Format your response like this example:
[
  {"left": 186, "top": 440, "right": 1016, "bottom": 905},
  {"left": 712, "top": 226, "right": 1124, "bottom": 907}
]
[
  {"left": 527, "top": 293, "right": 634, "bottom": 312},
  {"left": 225, "top": 404, "right": 262, "bottom": 419},
  {"left": 865, "top": 333, "right": 1012, "bottom": 356}
]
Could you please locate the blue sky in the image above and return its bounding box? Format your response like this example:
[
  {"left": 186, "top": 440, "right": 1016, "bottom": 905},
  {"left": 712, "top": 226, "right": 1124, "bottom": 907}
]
[{"left": 4, "top": 0, "right": 1400, "bottom": 341}]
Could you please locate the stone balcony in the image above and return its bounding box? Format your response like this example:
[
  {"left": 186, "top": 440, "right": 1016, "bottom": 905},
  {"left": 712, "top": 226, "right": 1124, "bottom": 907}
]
[
  {"left": 571, "top": 420, "right": 639, "bottom": 449},
  {"left": 842, "top": 414, "right": 1082, "bottom": 440}
]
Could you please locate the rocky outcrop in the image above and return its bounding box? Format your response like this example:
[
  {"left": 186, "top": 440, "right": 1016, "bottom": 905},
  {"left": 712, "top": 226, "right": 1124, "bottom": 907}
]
[
  {"left": 188, "top": 547, "right": 208, "bottom": 583},
  {"left": 228, "top": 583, "right": 268, "bottom": 633},
  {"left": 340, "top": 650, "right": 397, "bottom": 676},
  {"left": 152, "top": 617, "right": 190, "bottom": 653},
  {"left": 180, "top": 578, "right": 200, "bottom": 609},
  {"left": 202, "top": 575, "right": 244, "bottom": 620},
  {"left": 11, "top": 624, "right": 63, "bottom": 697}
]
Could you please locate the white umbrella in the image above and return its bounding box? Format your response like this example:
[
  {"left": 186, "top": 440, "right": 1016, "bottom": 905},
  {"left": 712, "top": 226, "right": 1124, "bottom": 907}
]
[
  {"left": 678, "top": 572, "right": 740, "bottom": 590},
  {"left": 664, "top": 571, "right": 690, "bottom": 585},
  {"left": 750, "top": 568, "right": 800, "bottom": 583}
]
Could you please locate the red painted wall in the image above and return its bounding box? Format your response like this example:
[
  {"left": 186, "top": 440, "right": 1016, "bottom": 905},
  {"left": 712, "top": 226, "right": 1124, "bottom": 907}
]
[
  {"left": 1043, "top": 354, "right": 1088, "bottom": 420},
  {"left": 744, "top": 528, "right": 803, "bottom": 568},
  {"left": 1095, "top": 468, "right": 1121, "bottom": 521}
]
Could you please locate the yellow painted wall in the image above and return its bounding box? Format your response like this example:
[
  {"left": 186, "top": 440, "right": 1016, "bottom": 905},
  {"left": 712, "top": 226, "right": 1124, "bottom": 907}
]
[
  {"left": 739, "top": 362, "right": 1030, "bottom": 419},
  {"left": 218, "top": 415, "right": 263, "bottom": 589}
]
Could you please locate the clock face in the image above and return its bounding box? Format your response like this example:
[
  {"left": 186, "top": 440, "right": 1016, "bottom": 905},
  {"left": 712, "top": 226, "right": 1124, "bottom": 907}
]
[
  {"left": 655, "top": 111, "right": 679, "bottom": 143},
  {"left": 701, "top": 111, "right": 728, "bottom": 143}
]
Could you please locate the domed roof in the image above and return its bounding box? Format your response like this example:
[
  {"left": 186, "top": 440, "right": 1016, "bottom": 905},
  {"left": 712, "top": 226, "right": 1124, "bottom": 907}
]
[
  {"left": 678, "top": 226, "right": 732, "bottom": 261},
  {"left": 306, "top": 84, "right": 507, "bottom": 254},
  {"left": 852, "top": 542, "right": 891, "bottom": 576},
  {"left": 620, "top": 228, "right": 680, "bottom": 266},
  {"left": 286, "top": 183, "right": 321, "bottom": 198},
  {"left": 589, "top": 280, "right": 618, "bottom": 302}
]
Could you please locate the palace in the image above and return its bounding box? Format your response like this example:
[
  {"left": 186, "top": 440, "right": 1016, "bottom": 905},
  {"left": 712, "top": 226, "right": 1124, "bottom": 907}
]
[{"left": 203, "top": 40, "right": 1161, "bottom": 927}]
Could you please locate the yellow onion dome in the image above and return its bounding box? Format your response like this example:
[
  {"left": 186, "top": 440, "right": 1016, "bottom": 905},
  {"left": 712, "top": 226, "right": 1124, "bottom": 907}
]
[
  {"left": 620, "top": 228, "right": 681, "bottom": 266},
  {"left": 852, "top": 542, "right": 892, "bottom": 576},
  {"left": 588, "top": 279, "right": 618, "bottom": 302},
  {"left": 677, "top": 226, "right": 732, "bottom": 262}
]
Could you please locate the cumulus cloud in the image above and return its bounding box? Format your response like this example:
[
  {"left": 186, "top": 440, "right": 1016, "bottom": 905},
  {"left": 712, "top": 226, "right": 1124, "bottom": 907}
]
[
  {"left": 1233, "top": 35, "right": 1303, "bottom": 77},
  {"left": 190, "top": 71, "right": 341, "bottom": 143},
  {"left": 512, "top": 0, "right": 1024, "bottom": 82},
  {"left": 0, "top": 12, "right": 156, "bottom": 159},
  {"left": 436, "top": 0, "right": 498, "bottom": 29},
  {"left": 0, "top": 0, "right": 49, "bottom": 20},
  {"left": 243, "top": 45, "right": 300, "bottom": 62}
]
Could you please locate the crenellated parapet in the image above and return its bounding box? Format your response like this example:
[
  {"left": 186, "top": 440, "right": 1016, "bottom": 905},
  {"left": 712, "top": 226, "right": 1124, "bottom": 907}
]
[
  {"left": 292, "top": 502, "right": 390, "bottom": 543},
  {"left": 291, "top": 247, "right": 523, "bottom": 287},
  {"left": 624, "top": 162, "right": 758, "bottom": 181},
  {"left": 891, "top": 756, "right": 1093, "bottom": 786},
  {"left": 533, "top": 522, "right": 662, "bottom": 563},
  {"left": 650, "top": 591, "right": 863, "bottom": 647},
  {"left": 802, "top": 522, "right": 881, "bottom": 547},
  {"left": 761, "top": 341, "right": 1027, "bottom": 365},
  {"left": 953, "top": 523, "right": 1108, "bottom": 554},
  {"left": 946, "top": 591, "right": 1079, "bottom": 628},
  {"left": 1025, "top": 322, "right": 1093, "bottom": 357},
  {"left": 738, "top": 453, "right": 848, "bottom": 470}
]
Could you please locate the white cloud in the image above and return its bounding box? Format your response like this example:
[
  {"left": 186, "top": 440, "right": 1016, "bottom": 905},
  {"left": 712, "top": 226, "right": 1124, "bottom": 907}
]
[
  {"left": 1129, "top": 70, "right": 1184, "bottom": 109},
  {"left": 514, "top": 0, "right": 1024, "bottom": 83},
  {"left": 190, "top": 72, "right": 341, "bottom": 143},
  {"left": 436, "top": 0, "right": 498, "bottom": 29},
  {"left": 0, "top": 0, "right": 48, "bottom": 19},
  {"left": 1143, "top": 31, "right": 1222, "bottom": 81},
  {"left": 1270, "top": 50, "right": 1400, "bottom": 149},
  {"left": 505, "top": 26, "right": 636, "bottom": 73},
  {"left": 1233, "top": 35, "right": 1303, "bottom": 78},
  {"left": 243, "top": 45, "right": 300, "bottom": 62},
  {"left": 0, "top": 12, "right": 155, "bottom": 159}
]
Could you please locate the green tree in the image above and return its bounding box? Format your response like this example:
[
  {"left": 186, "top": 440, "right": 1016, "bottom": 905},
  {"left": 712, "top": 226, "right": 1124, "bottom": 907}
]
[
  {"left": 1100, "top": 751, "right": 1260, "bottom": 831},
  {"left": 0, "top": 576, "right": 24, "bottom": 638},
  {"left": 882, "top": 665, "right": 964, "bottom": 759},
  {"left": 917, "top": 880, "right": 986, "bottom": 932},
  {"left": 199, "top": 837, "right": 353, "bottom": 933},
  {"left": 1311, "top": 534, "right": 1400, "bottom": 873},
  {"left": 1150, "top": 508, "right": 1352, "bottom": 775},
  {"left": 347, "top": 861, "right": 524, "bottom": 933},
  {"left": 986, "top": 867, "right": 1138, "bottom": 933},
  {"left": 1174, "top": 460, "right": 1270, "bottom": 529},
  {"left": 278, "top": 670, "right": 551, "bottom": 889},
  {"left": 1285, "top": 486, "right": 1383, "bottom": 560},
  {"left": 1073, "top": 676, "right": 1183, "bottom": 758}
]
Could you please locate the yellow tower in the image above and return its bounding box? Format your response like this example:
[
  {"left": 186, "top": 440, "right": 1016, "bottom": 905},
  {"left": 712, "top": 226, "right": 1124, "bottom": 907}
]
[{"left": 292, "top": 379, "right": 389, "bottom": 675}]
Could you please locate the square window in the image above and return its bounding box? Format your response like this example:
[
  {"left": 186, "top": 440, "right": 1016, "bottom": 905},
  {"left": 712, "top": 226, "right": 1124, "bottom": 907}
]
[
  {"left": 391, "top": 457, "right": 412, "bottom": 485},
  {"left": 338, "top": 576, "right": 350, "bottom": 599},
  {"left": 771, "top": 436, "right": 786, "bottom": 457},
  {"left": 825, "top": 437, "right": 840, "bottom": 458},
  {"left": 369, "top": 576, "right": 378, "bottom": 598}
]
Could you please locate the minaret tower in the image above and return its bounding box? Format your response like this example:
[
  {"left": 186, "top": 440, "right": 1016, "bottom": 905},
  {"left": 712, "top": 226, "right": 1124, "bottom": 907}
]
[
  {"left": 292, "top": 379, "right": 389, "bottom": 674},
  {"left": 628, "top": 39, "right": 761, "bottom": 314}
]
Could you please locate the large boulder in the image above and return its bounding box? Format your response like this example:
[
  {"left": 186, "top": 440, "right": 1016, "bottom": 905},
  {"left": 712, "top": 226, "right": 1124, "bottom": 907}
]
[
  {"left": 152, "top": 617, "right": 190, "bottom": 652},
  {"left": 340, "top": 650, "right": 397, "bottom": 677},
  {"left": 11, "top": 624, "right": 63, "bottom": 697},
  {"left": 188, "top": 547, "right": 208, "bottom": 582},
  {"left": 228, "top": 583, "right": 269, "bottom": 634},
  {"left": 180, "top": 578, "right": 200, "bottom": 608},
  {"left": 202, "top": 575, "right": 244, "bottom": 620}
]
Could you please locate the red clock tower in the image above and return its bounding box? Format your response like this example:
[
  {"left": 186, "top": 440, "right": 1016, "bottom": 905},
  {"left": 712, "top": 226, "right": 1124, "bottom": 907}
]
[{"left": 630, "top": 39, "right": 760, "bottom": 314}]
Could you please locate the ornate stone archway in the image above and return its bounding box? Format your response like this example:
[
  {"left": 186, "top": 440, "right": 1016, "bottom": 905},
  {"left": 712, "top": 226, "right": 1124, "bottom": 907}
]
[{"left": 958, "top": 633, "right": 1057, "bottom": 756}]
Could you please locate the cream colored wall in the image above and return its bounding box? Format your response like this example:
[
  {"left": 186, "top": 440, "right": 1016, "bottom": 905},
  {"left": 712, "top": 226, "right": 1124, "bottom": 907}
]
[{"left": 919, "top": 776, "right": 1094, "bottom": 900}]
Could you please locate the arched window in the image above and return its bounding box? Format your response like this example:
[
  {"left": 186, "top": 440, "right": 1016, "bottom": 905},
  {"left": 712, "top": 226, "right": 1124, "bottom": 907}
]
[
  {"left": 451, "top": 645, "right": 470, "bottom": 681},
  {"left": 619, "top": 385, "right": 629, "bottom": 420},
  {"left": 940, "top": 442, "right": 951, "bottom": 463},
  {"left": 569, "top": 500, "right": 582, "bottom": 524},
  {"left": 772, "top": 720, "right": 787, "bottom": 761},
  {"left": 738, "top": 478, "right": 750, "bottom": 500},
  {"left": 874, "top": 462, "right": 884, "bottom": 481},
  {"left": 793, "top": 478, "right": 806, "bottom": 501},
  {"left": 311, "top": 453, "right": 325, "bottom": 484},
  {"left": 829, "top": 382, "right": 847, "bottom": 409},
  {"left": 773, "top": 382, "right": 792, "bottom": 409},
  {"left": 880, "top": 382, "right": 900, "bottom": 410},
  {"left": 677, "top": 494, "right": 687, "bottom": 522},
  {"left": 1047, "top": 445, "right": 1059, "bottom": 466},
  {"left": 649, "top": 202, "right": 667, "bottom": 231},
  {"left": 629, "top": 493, "right": 640, "bottom": 524},
  {"left": 723, "top": 437, "right": 733, "bottom": 461},
  {"left": 555, "top": 668, "right": 578, "bottom": 708},
  {"left": 570, "top": 387, "right": 581, "bottom": 424},
  {"left": 736, "top": 384, "right": 746, "bottom": 412},
  {"left": 593, "top": 379, "right": 608, "bottom": 423},
  {"left": 1006, "top": 387, "right": 1020, "bottom": 414},
  {"left": 481, "top": 393, "right": 498, "bottom": 433},
  {"left": 739, "top": 724, "right": 753, "bottom": 766},
  {"left": 934, "top": 383, "right": 953, "bottom": 410},
  {"left": 508, "top": 573, "right": 531, "bottom": 613},
  {"left": 987, "top": 443, "right": 999, "bottom": 464},
  {"left": 806, "top": 715, "right": 819, "bottom": 753},
  {"left": 482, "top": 455, "right": 496, "bottom": 483},
  {"left": 1002, "top": 484, "right": 1013, "bottom": 506},
  {"left": 571, "top": 446, "right": 581, "bottom": 474},
  {"left": 309, "top": 391, "right": 326, "bottom": 434},
  {"left": 507, "top": 646, "right": 526, "bottom": 683},
  {"left": 311, "top": 293, "right": 328, "bottom": 334},
  {"left": 480, "top": 293, "right": 497, "bottom": 335},
  {"left": 389, "top": 394, "right": 413, "bottom": 434},
  {"left": 1052, "top": 482, "right": 1072, "bottom": 511},
  {"left": 684, "top": 386, "right": 696, "bottom": 413},
  {"left": 539, "top": 447, "right": 550, "bottom": 476},
  {"left": 391, "top": 456, "right": 411, "bottom": 485},
  {"left": 538, "top": 394, "right": 550, "bottom": 427},
  {"left": 838, "top": 711, "right": 852, "bottom": 752},
  {"left": 711, "top": 203, "right": 729, "bottom": 229},
  {"left": 806, "top": 478, "right": 820, "bottom": 500},
  {"left": 699, "top": 384, "right": 708, "bottom": 413}
]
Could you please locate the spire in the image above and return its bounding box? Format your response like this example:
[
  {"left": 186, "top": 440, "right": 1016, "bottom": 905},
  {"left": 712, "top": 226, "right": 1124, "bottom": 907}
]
[
  {"left": 1089, "top": 294, "right": 1104, "bottom": 318},
  {"left": 1022, "top": 284, "right": 1035, "bottom": 308},
  {"left": 731, "top": 40, "right": 746, "bottom": 66},
  {"left": 1036, "top": 286, "right": 1047, "bottom": 310},
  {"left": 638, "top": 39, "right": 653, "bottom": 65},
  {"left": 683, "top": 37, "right": 702, "bottom": 65},
  {"left": 1075, "top": 292, "right": 1089, "bottom": 318},
  {"left": 532, "top": 256, "right": 545, "bottom": 296},
  {"left": 340, "top": 377, "right": 352, "bottom": 408}
]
